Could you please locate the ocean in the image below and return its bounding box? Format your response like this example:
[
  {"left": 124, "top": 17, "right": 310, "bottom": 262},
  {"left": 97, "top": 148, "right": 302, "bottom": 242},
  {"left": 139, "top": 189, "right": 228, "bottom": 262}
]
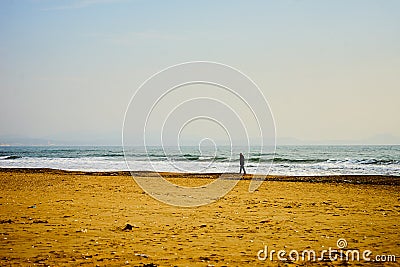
[{"left": 0, "top": 145, "right": 399, "bottom": 176}]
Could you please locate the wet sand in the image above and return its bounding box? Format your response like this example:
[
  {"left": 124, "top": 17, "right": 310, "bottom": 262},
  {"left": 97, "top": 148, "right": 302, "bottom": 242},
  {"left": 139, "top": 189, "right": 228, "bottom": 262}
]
[{"left": 0, "top": 168, "right": 399, "bottom": 266}]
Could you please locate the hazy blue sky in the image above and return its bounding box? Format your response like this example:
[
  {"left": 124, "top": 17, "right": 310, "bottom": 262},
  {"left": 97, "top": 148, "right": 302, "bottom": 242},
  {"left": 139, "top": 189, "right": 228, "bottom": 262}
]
[{"left": 1, "top": 0, "right": 399, "bottom": 145}]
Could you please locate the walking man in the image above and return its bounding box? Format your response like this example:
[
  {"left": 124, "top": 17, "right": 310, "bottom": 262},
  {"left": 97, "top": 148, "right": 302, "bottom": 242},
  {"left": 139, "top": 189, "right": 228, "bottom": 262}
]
[{"left": 239, "top": 153, "right": 246, "bottom": 174}]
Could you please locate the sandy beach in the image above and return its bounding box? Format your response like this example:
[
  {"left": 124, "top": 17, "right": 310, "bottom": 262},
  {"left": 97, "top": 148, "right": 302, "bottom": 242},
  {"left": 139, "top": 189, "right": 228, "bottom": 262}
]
[{"left": 0, "top": 168, "right": 399, "bottom": 266}]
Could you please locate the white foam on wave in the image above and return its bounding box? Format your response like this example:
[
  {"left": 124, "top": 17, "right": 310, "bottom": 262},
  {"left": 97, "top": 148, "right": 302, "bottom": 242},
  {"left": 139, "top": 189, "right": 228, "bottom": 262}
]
[{"left": 1, "top": 157, "right": 399, "bottom": 176}]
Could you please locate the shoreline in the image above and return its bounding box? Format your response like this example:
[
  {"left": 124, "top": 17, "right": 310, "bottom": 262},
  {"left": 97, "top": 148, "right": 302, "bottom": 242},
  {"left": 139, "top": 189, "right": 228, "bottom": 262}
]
[{"left": 1, "top": 167, "right": 399, "bottom": 186}]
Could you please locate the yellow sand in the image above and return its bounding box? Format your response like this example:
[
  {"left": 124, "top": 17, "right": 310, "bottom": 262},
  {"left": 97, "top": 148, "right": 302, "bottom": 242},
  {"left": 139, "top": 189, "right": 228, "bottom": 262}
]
[{"left": 0, "top": 169, "right": 399, "bottom": 266}]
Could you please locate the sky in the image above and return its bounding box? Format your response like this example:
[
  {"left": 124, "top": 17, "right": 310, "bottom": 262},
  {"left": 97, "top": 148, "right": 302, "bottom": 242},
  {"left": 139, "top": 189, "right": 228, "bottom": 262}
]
[{"left": 0, "top": 0, "right": 399, "bottom": 145}]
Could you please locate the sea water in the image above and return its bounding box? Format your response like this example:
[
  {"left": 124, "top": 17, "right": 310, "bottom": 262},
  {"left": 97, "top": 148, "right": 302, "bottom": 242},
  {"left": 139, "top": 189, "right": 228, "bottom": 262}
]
[{"left": 0, "top": 145, "right": 399, "bottom": 176}]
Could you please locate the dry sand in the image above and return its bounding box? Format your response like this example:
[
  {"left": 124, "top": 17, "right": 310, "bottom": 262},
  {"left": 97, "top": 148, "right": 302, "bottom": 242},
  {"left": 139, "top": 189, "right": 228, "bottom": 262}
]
[{"left": 0, "top": 168, "right": 399, "bottom": 266}]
